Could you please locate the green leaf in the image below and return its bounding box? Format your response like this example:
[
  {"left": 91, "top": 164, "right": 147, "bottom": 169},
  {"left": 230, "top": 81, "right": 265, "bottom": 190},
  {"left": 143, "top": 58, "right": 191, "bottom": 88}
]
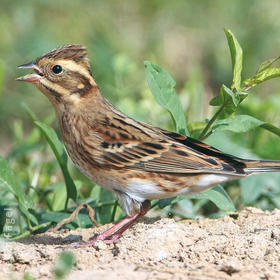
[
  {"left": 206, "top": 131, "right": 256, "bottom": 159},
  {"left": 0, "top": 156, "right": 27, "bottom": 203},
  {"left": 53, "top": 251, "right": 75, "bottom": 279},
  {"left": 240, "top": 175, "right": 264, "bottom": 204},
  {"left": 34, "top": 121, "right": 77, "bottom": 206},
  {"left": 18, "top": 204, "right": 38, "bottom": 225},
  {"left": 210, "top": 84, "right": 247, "bottom": 115},
  {"left": 244, "top": 67, "right": 280, "bottom": 89},
  {"left": 210, "top": 84, "right": 239, "bottom": 107},
  {"left": 42, "top": 211, "right": 70, "bottom": 223},
  {"left": 256, "top": 56, "right": 280, "bottom": 73},
  {"left": 240, "top": 173, "right": 280, "bottom": 204},
  {"left": 255, "top": 67, "right": 280, "bottom": 83},
  {"left": 213, "top": 115, "right": 264, "bottom": 133},
  {"left": 212, "top": 115, "right": 280, "bottom": 139},
  {"left": 144, "top": 61, "right": 188, "bottom": 135},
  {"left": 47, "top": 181, "right": 82, "bottom": 211},
  {"left": 189, "top": 185, "right": 236, "bottom": 211},
  {"left": 224, "top": 29, "right": 243, "bottom": 91},
  {"left": 47, "top": 182, "right": 67, "bottom": 211},
  {"left": 0, "top": 156, "right": 37, "bottom": 224},
  {"left": 96, "top": 187, "right": 116, "bottom": 224}
]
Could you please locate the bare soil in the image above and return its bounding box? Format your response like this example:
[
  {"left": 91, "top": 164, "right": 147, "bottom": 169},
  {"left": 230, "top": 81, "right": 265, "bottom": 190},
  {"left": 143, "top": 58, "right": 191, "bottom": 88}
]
[{"left": 1, "top": 207, "right": 280, "bottom": 280}]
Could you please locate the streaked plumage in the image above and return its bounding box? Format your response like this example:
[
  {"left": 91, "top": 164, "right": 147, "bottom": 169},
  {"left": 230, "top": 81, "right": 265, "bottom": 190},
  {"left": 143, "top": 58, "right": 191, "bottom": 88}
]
[{"left": 17, "top": 45, "right": 280, "bottom": 245}]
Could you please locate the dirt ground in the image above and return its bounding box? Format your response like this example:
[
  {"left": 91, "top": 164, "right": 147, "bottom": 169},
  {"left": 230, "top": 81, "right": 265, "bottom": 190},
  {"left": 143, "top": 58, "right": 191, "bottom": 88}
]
[{"left": 1, "top": 207, "right": 280, "bottom": 280}]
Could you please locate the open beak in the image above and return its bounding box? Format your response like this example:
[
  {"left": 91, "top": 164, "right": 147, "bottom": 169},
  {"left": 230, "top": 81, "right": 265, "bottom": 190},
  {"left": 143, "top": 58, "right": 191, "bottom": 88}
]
[{"left": 16, "top": 62, "right": 44, "bottom": 83}]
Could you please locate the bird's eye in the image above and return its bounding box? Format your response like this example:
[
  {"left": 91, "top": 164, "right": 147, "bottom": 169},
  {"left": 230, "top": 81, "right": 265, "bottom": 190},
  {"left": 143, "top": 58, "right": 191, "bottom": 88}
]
[{"left": 52, "top": 65, "right": 63, "bottom": 74}]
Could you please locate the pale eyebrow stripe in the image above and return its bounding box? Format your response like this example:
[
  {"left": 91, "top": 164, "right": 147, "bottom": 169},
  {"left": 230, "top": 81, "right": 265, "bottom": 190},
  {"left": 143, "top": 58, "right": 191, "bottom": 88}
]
[{"left": 57, "top": 59, "right": 96, "bottom": 85}]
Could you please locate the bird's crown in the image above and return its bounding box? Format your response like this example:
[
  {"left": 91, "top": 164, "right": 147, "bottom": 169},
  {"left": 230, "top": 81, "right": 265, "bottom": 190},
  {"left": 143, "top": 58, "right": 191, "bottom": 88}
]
[
  {"left": 36, "top": 44, "right": 91, "bottom": 71},
  {"left": 37, "top": 44, "right": 88, "bottom": 64}
]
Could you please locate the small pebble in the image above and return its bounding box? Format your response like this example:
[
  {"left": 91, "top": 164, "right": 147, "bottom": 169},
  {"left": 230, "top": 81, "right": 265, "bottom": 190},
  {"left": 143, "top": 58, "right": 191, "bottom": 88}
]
[{"left": 62, "top": 234, "right": 82, "bottom": 243}]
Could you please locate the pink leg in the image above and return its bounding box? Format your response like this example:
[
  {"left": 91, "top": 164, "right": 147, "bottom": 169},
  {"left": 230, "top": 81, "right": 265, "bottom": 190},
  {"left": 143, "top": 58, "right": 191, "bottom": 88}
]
[
  {"left": 74, "top": 200, "right": 150, "bottom": 247},
  {"left": 103, "top": 200, "right": 151, "bottom": 244}
]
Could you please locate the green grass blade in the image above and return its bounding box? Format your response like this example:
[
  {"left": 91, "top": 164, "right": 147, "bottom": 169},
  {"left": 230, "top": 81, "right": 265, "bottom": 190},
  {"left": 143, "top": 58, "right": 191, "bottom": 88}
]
[
  {"left": 21, "top": 103, "right": 39, "bottom": 122},
  {"left": 34, "top": 121, "right": 77, "bottom": 206}
]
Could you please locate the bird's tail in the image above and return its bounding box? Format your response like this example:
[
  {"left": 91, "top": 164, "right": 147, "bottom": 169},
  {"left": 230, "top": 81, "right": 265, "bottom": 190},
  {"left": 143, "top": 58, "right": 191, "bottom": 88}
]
[{"left": 243, "top": 159, "right": 280, "bottom": 174}]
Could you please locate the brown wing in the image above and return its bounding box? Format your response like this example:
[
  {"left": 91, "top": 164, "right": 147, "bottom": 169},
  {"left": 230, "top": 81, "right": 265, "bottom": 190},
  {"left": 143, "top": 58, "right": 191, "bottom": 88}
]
[{"left": 87, "top": 113, "right": 246, "bottom": 175}]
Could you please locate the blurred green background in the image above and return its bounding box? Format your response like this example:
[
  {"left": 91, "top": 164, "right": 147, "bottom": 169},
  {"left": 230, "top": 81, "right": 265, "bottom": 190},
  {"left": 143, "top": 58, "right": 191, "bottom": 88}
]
[
  {"left": 1, "top": 0, "right": 280, "bottom": 154},
  {"left": 1, "top": 0, "right": 280, "bottom": 230}
]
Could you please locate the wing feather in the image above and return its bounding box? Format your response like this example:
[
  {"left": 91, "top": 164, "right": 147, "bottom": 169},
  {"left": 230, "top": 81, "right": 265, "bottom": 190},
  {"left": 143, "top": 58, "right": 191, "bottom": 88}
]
[{"left": 88, "top": 116, "right": 246, "bottom": 176}]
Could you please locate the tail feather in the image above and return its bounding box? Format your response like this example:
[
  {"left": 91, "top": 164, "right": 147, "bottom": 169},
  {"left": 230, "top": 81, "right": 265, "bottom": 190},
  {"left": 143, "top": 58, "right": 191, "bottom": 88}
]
[{"left": 243, "top": 160, "right": 280, "bottom": 174}]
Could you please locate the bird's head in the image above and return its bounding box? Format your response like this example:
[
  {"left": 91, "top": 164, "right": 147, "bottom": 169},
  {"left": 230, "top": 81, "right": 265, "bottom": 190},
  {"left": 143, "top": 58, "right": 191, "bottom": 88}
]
[{"left": 17, "top": 45, "right": 98, "bottom": 108}]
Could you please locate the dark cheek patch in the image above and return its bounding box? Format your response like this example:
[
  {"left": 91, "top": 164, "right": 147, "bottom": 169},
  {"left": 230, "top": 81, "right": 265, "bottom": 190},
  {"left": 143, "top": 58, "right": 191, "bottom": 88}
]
[
  {"left": 44, "top": 68, "right": 97, "bottom": 98},
  {"left": 68, "top": 71, "right": 94, "bottom": 97},
  {"left": 54, "top": 70, "right": 92, "bottom": 96}
]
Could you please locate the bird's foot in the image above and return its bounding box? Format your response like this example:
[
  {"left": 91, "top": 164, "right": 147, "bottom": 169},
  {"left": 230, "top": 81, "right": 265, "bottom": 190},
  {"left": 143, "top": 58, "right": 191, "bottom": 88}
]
[
  {"left": 70, "top": 201, "right": 151, "bottom": 248},
  {"left": 70, "top": 232, "right": 120, "bottom": 248}
]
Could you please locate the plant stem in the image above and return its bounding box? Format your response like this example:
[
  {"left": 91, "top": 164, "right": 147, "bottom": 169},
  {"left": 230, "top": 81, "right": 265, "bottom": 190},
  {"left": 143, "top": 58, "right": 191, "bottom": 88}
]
[
  {"left": 198, "top": 83, "right": 255, "bottom": 141},
  {"left": 241, "top": 84, "right": 255, "bottom": 92},
  {"left": 199, "top": 103, "right": 226, "bottom": 140},
  {"left": 64, "top": 196, "right": 69, "bottom": 211},
  {"left": 9, "top": 222, "right": 52, "bottom": 240},
  {"left": 110, "top": 200, "right": 119, "bottom": 222},
  {"left": 151, "top": 200, "right": 159, "bottom": 209},
  {"left": 200, "top": 129, "right": 214, "bottom": 141}
]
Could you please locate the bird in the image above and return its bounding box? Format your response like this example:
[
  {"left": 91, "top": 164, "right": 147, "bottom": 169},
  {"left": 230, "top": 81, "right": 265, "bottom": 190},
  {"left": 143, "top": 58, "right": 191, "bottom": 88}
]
[{"left": 17, "top": 44, "right": 280, "bottom": 246}]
